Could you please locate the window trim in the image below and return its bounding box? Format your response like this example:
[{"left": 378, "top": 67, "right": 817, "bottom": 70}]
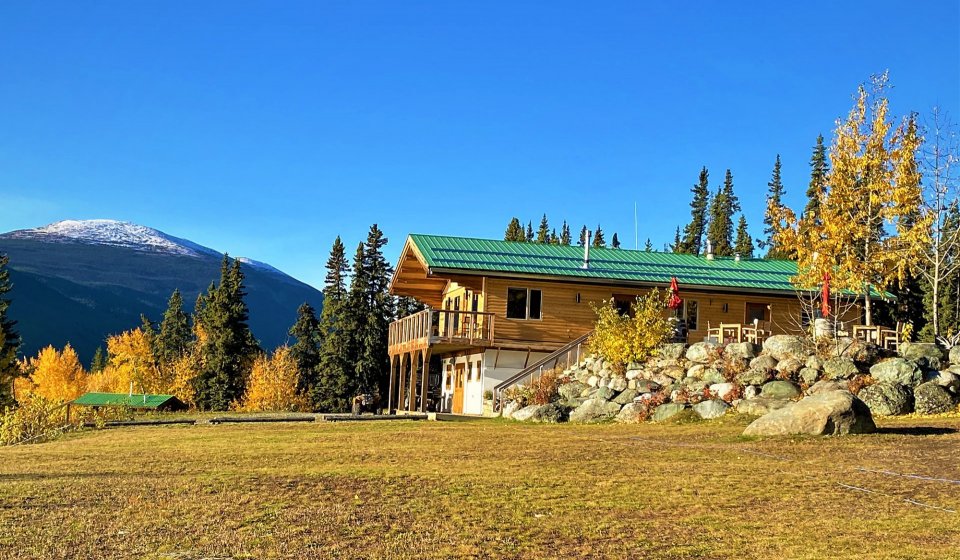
[{"left": 506, "top": 287, "right": 543, "bottom": 321}]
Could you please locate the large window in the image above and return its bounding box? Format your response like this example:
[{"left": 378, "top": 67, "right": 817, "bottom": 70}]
[
  {"left": 745, "top": 302, "right": 770, "bottom": 325},
  {"left": 674, "top": 299, "right": 698, "bottom": 331},
  {"left": 506, "top": 288, "right": 543, "bottom": 320}
]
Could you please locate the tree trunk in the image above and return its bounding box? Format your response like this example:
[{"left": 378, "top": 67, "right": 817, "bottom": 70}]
[{"left": 864, "top": 283, "right": 873, "bottom": 327}]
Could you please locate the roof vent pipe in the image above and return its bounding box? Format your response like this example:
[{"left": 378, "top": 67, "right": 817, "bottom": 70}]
[
  {"left": 734, "top": 253, "right": 741, "bottom": 262},
  {"left": 582, "top": 231, "right": 592, "bottom": 269},
  {"left": 705, "top": 240, "right": 714, "bottom": 261}
]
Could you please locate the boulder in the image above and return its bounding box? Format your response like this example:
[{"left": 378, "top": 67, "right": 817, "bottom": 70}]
[
  {"left": 807, "top": 380, "right": 848, "bottom": 395},
  {"left": 870, "top": 358, "right": 922, "bottom": 387},
  {"left": 693, "top": 399, "right": 729, "bottom": 419},
  {"left": 799, "top": 367, "right": 820, "bottom": 385},
  {"left": 613, "top": 389, "right": 639, "bottom": 406},
  {"left": 724, "top": 342, "right": 757, "bottom": 360},
  {"left": 658, "top": 343, "right": 687, "bottom": 361},
  {"left": 501, "top": 400, "right": 522, "bottom": 419},
  {"left": 558, "top": 381, "right": 588, "bottom": 401},
  {"left": 950, "top": 346, "right": 960, "bottom": 366},
  {"left": 569, "top": 398, "right": 623, "bottom": 423},
  {"left": 609, "top": 376, "right": 628, "bottom": 392},
  {"left": 742, "top": 390, "right": 876, "bottom": 436},
  {"left": 761, "top": 380, "right": 801, "bottom": 399},
  {"left": 914, "top": 382, "right": 958, "bottom": 415},
  {"left": 750, "top": 355, "right": 779, "bottom": 374},
  {"left": 835, "top": 337, "right": 879, "bottom": 363},
  {"left": 806, "top": 355, "right": 824, "bottom": 371},
  {"left": 701, "top": 368, "right": 726, "bottom": 385},
  {"left": 615, "top": 402, "right": 647, "bottom": 423},
  {"left": 625, "top": 367, "right": 644, "bottom": 380},
  {"left": 709, "top": 382, "right": 737, "bottom": 401},
  {"left": 900, "top": 342, "right": 946, "bottom": 370},
  {"left": 528, "top": 403, "right": 568, "bottom": 423},
  {"left": 775, "top": 358, "right": 803, "bottom": 378},
  {"left": 661, "top": 365, "right": 687, "bottom": 380},
  {"left": 686, "top": 364, "right": 706, "bottom": 379},
  {"left": 686, "top": 342, "right": 719, "bottom": 364},
  {"left": 762, "top": 335, "right": 808, "bottom": 361},
  {"left": 586, "top": 375, "right": 599, "bottom": 388},
  {"left": 823, "top": 357, "right": 859, "bottom": 380},
  {"left": 928, "top": 370, "right": 960, "bottom": 392},
  {"left": 634, "top": 379, "right": 661, "bottom": 393},
  {"left": 651, "top": 373, "right": 675, "bottom": 388},
  {"left": 735, "top": 397, "right": 791, "bottom": 416},
  {"left": 651, "top": 403, "right": 687, "bottom": 422},
  {"left": 510, "top": 405, "right": 542, "bottom": 422},
  {"left": 594, "top": 386, "right": 616, "bottom": 401},
  {"left": 857, "top": 382, "right": 913, "bottom": 416},
  {"left": 743, "top": 385, "right": 759, "bottom": 400},
  {"left": 737, "top": 368, "right": 772, "bottom": 386}
]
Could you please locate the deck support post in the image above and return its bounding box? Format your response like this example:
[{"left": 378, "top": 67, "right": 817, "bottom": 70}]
[
  {"left": 387, "top": 354, "right": 397, "bottom": 413},
  {"left": 420, "top": 349, "right": 431, "bottom": 413},
  {"left": 397, "top": 353, "right": 408, "bottom": 414},
  {"left": 407, "top": 351, "right": 419, "bottom": 412}
]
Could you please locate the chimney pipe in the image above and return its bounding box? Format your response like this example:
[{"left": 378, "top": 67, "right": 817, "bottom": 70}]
[
  {"left": 705, "top": 240, "right": 714, "bottom": 261},
  {"left": 582, "top": 231, "right": 592, "bottom": 269}
]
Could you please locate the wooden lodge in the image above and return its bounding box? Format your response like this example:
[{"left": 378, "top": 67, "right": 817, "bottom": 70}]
[{"left": 387, "top": 234, "right": 862, "bottom": 416}]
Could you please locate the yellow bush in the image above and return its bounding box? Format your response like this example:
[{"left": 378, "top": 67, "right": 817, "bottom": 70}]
[
  {"left": 0, "top": 394, "right": 68, "bottom": 445},
  {"left": 240, "top": 346, "right": 309, "bottom": 412},
  {"left": 588, "top": 290, "right": 672, "bottom": 371}
]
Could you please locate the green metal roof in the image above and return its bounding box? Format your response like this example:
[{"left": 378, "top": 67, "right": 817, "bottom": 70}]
[
  {"left": 409, "top": 234, "right": 801, "bottom": 293},
  {"left": 71, "top": 392, "right": 181, "bottom": 409}
]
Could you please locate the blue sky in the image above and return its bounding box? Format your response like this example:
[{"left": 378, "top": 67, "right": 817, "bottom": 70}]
[{"left": 1, "top": 1, "right": 957, "bottom": 289}]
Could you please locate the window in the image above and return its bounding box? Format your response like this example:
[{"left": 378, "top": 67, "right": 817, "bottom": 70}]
[
  {"left": 674, "top": 300, "right": 698, "bottom": 331},
  {"left": 745, "top": 302, "right": 770, "bottom": 324},
  {"left": 506, "top": 288, "right": 543, "bottom": 320}
]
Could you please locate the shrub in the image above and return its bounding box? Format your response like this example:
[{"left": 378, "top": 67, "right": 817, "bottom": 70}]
[
  {"left": 848, "top": 374, "right": 874, "bottom": 395},
  {"left": 502, "top": 384, "right": 532, "bottom": 407},
  {"left": 0, "top": 394, "right": 69, "bottom": 446},
  {"left": 529, "top": 368, "right": 563, "bottom": 405},
  {"left": 588, "top": 290, "right": 672, "bottom": 372}
]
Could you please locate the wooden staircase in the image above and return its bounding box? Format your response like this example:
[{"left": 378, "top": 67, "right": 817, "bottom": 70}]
[{"left": 493, "top": 331, "right": 593, "bottom": 407}]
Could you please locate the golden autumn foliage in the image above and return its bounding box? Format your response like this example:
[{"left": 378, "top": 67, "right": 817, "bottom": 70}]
[
  {"left": 87, "top": 328, "right": 165, "bottom": 394},
  {"left": 240, "top": 346, "right": 309, "bottom": 412},
  {"left": 15, "top": 344, "right": 87, "bottom": 403},
  {"left": 769, "top": 73, "right": 929, "bottom": 324},
  {"left": 588, "top": 290, "right": 672, "bottom": 371}
]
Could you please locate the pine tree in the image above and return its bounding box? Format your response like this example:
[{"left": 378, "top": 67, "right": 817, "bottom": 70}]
[
  {"left": 706, "top": 169, "right": 740, "bottom": 256},
  {"left": 192, "top": 254, "right": 259, "bottom": 410},
  {"left": 549, "top": 228, "right": 559, "bottom": 244},
  {"left": 156, "top": 289, "right": 191, "bottom": 367},
  {"left": 316, "top": 237, "right": 354, "bottom": 412},
  {"left": 90, "top": 346, "right": 107, "bottom": 374},
  {"left": 504, "top": 217, "right": 525, "bottom": 241},
  {"left": 672, "top": 227, "right": 681, "bottom": 252},
  {"left": 525, "top": 221, "right": 534, "bottom": 242},
  {"left": 592, "top": 225, "right": 606, "bottom": 248},
  {"left": 734, "top": 215, "right": 755, "bottom": 259},
  {"left": 678, "top": 167, "right": 710, "bottom": 254},
  {"left": 349, "top": 225, "right": 395, "bottom": 398},
  {"left": 288, "top": 303, "right": 322, "bottom": 404},
  {"left": 560, "top": 222, "right": 572, "bottom": 245},
  {"left": 0, "top": 255, "right": 20, "bottom": 407},
  {"left": 395, "top": 296, "right": 425, "bottom": 318},
  {"left": 645, "top": 238, "right": 654, "bottom": 252},
  {"left": 804, "top": 134, "right": 829, "bottom": 225},
  {"left": 535, "top": 214, "right": 550, "bottom": 243},
  {"left": 761, "top": 155, "right": 791, "bottom": 259},
  {"left": 578, "top": 225, "right": 588, "bottom": 247},
  {"left": 611, "top": 233, "right": 620, "bottom": 249}
]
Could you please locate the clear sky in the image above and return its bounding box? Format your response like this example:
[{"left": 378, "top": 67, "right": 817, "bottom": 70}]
[{"left": 1, "top": 1, "right": 958, "bottom": 289}]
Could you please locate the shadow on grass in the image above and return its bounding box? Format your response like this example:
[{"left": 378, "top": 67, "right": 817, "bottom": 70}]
[{"left": 876, "top": 426, "right": 958, "bottom": 436}]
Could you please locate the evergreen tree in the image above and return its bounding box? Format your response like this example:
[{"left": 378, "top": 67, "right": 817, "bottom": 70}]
[
  {"left": 549, "top": 228, "right": 559, "bottom": 244},
  {"left": 156, "top": 289, "right": 191, "bottom": 367},
  {"left": 560, "top": 222, "right": 572, "bottom": 245},
  {"left": 678, "top": 167, "right": 710, "bottom": 254},
  {"left": 525, "top": 221, "right": 534, "bottom": 242},
  {"left": 672, "top": 227, "right": 682, "bottom": 252},
  {"left": 90, "top": 346, "right": 107, "bottom": 374},
  {"left": 578, "top": 225, "right": 588, "bottom": 247},
  {"left": 734, "top": 215, "right": 755, "bottom": 259},
  {"left": 349, "top": 225, "right": 395, "bottom": 399},
  {"left": 611, "top": 233, "right": 620, "bottom": 249},
  {"left": 395, "top": 296, "right": 425, "bottom": 318},
  {"left": 289, "top": 302, "right": 322, "bottom": 403},
  {"left": 645, "top": 238, "right": 653, "bottom": 252},
  {"left": 535, "top": 214, "right": 550, "bottom": 243},
  {"left": 316, "top": 237, "right": 354, "bottom": 412},
  {"left": 504, "top": 217, "right": 525, "bottom": 241},
  {"left": 804, "top": 134, "right": 829, "bottom": 224},
  {"left": 193, "top": 255, "right": 259, "bottom": 410},
  {"left": 0, "top": 255, "right": 21, "bottom": 407},
  {"left": 761, "top": 155, "right": 791, "bottom": 259},
  {"left": 592, "top": 225, "right": 606, "bottom": 248},
  {"left": 705, "top": 169, "right": 740, "bottom": 256}
]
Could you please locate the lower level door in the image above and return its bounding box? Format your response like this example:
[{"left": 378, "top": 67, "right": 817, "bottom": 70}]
[{"left": 452, "top": 364, "right": 465, "bottom": 414}]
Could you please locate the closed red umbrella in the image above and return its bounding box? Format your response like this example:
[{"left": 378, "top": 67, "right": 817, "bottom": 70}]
[
  {"left": 821, "top": 272, "right": 831, "bottom": 318},
  {"left": 668, "top": 276, "right": 683, "bottom": 310}
]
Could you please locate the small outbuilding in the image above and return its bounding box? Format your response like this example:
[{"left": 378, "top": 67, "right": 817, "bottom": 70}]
[{"left": 67, "top": 392, "right": 187, "bottom": 421}]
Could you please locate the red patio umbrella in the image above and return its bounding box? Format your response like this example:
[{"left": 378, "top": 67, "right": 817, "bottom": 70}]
[
  {"left": 668, "top": 276, "right": 683, "bottom": 310},
  {"left": 821, "top": 272, "right": 831, "bottom": 318}
]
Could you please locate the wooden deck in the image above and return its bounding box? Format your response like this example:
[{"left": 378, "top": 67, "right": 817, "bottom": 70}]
[{"left": 388, "top": 308, "right": 496, "bottom": 354}]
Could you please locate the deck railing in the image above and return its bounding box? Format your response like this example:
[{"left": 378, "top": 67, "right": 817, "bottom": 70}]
[
  {"left": 388, "top": 308, "right": 496, "bottom": 350},
  {"left": 493, "top": 330, "right": 593, "bottom": 407}
]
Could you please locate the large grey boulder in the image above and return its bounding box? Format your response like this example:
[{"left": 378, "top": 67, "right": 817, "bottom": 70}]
[
  {"left": 609, "top": 376, "right": 628, "bottom": 392},
  {"left": 927, "top": 370, "right": 960, "bottom": 392},
  {"left": 775, "top": 358, "right": 803, "bottom": 378},
  {"left": 950, "top": 346, "right": 960, "bottom": 366},
  {"left": 799, "top": 367, "right": 820, "bottom": 385},
  {"left": 686, "top": 342, "right": 719, "bottom": 363},
  {"left": 735, "top": 397, "right": 791, "bottom": 416},
  {"left": 724, "top": 342, "right": 757, "bottom": 360},
  {"left": 686, "top": 364, "right": 707, "bottom": 379},
  {"left": 737, "top": 368, "right": 772, "bottom": 386},
  {"left": 823, "top": 357, "right": 859, "bottom": 380},
  {"left": 528, "top": 403, "right": 568, "bottom": 423},
  {"left": 900, "top": 342, "right": 946, "bottom": 370},
  {"left": 615, "top": 402, "right": 646, "bottom": 423},
  {"left": 701, "top": 368, "right": 726, "bottom": 385},
  {"left": 763, "top": 335, "right": 808, "bottom": 361},
  {"left": 834, "top": 337, "right": 879, "bottom": 363},
  {"left": 634, "top": 379, "right": 661, "bottom": 393},
  {"left": 569, "top": 398, "right": 622, "bottom": 423},
  {"left": 870, "top": 358, "right": 922, "bottom": 386},
  {"left": 750, "top": 355, "right": 779, "bottom": 374},
  {"left": 761, "top": 380, "right": 801, "bottom": 399},
  {"left": 857, "top": 382, "right": 913, "bottom": 416},
  {"left": 613, "top": 389, "right": 639, "bottom": 406},
  {"left": 743, "top": 391, "right": 876, "bottom": 436},
  {"left": 806, "top": 355, "right": 824, "bottom": 371},
  {"left": 558, "top": 381, "right": 588, "bottom": 401},
  {"left": 510, "top": 404, "right": 543, "bottom": 422},
  {"left": 651, "top": 403, "right": 687, "bottom": 422},
  {"left": 807, "top": 380, "right": 849, "bottom": 395},
  {"left": 709, "top": 382, "right": 737, "bottom": 401},
  {"left": 661, "top": 365, "right": 687, "bottom": 380},
  {"left": 913, "top": 382, "right": 958, "bottom": 415},
  {"left": 501, "top": 400, "right": 522, "bottom": 419},
  {"left": 693, "top": 399, "right": 729, "bottom": 419},
  {"left": 658, "top": 343, "right": 687, "bottom": 361},
  {"left": 594, "top": 386, "right": 616, "bottom": 401}
]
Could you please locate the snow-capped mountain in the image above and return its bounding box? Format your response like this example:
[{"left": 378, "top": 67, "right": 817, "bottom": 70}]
[{"left": 0, "top": 220, "right": 324, "bottom": 363}]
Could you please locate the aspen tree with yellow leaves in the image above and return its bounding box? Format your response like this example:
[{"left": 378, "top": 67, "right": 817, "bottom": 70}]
[
  {"left": 770, "top": 73, "right": 928, "bottom": 326},
  {"left": 87, "top": 328, "right": 165, "bottom": 394},
  {"left": 240, "top": 346, "right": 309, "bottom": 412},
  {"left": 15, "top": 344, "right": 87, "bottom": 403}
]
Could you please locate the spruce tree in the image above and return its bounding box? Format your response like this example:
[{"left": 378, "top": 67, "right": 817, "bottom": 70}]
[
  {"left": 578, "top": 225, "right": 588, "bottom": 247},
  {"left": 349, "top": 225, "right": 395, "bottom": 398},
  {"left": 678, "top": 167, "right": 710, "bottom": 254},
  {"left": 761, "top": 155, "right": 791, "bottom": 259},
  {"left": 549, "top": 228, "right": 559, "bottom": 244},
  {"left": 525, "top": 221, "right": 534, "bottom": 242},
  {"left": 592, "top": 225, "right": 606, "bottom": 248},
  {"left": 289, "top": 302, "right": 322, "bottom": 403},
  {"left": 504, "top": 218, "right": 525, "bottom": 241},
  {"left": 672, "top": 227, "right": 681, "bottom": 253},
  {"left": 0, "top": 255, "right": 20, "bottom": 408},
  {"left": 805, "top": 134, "right": 829, "bottom": 224},
  {"left": 156, "top": 289, "right": 191, "bottom": 366},
  {"left": 193, "top": 254, "right": 259, "bottom": 410},
  {"left": 535, "top": 214, "right": 550, "bottom": 243},
  {"left": 90, "top": 346, "right": 107, "bottom": 374},
  {"left": 706, "top": 169, "right": 740, "bottom": 256},
  {"left": 317, "top": 237, "right": 354, "bottom": 411},
  {"left": 645, "top": 238, "right": 654, "bottom": 252},
  {"left": 611, "top": 233, "right": 620, "bottom": 249},
  {"left": 734, "top": 215, "right": 755, "bottom": 259},
  {"left": 560, "top": 222, "right": 572, "bottom": 245}
]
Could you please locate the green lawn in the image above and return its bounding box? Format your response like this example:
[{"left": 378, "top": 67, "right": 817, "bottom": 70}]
[{"left": 1, "top": 415, "right": 959, "bottom": 559}]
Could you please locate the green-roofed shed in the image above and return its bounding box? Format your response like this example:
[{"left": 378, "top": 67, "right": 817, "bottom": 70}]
[{"left": 67, "top": 393, "right": 187, "bottom": 421}]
